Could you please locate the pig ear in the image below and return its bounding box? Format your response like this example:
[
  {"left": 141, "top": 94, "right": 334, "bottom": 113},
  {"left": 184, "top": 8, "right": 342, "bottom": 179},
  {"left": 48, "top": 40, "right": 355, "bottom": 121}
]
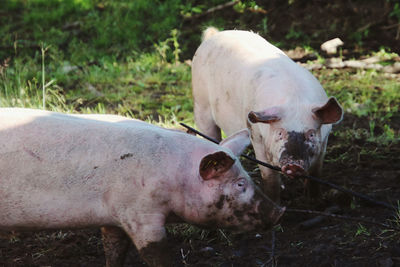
[
  {"left": 219, "top": 129, "right": 250, "bottom": 156},
  {"left": 248, "top": 107, "right": 281, "bottom": 124},
  {"left": 199, "top": 151, "right": 235, "bottom": 180},
  {"left": 312, "top": 97, "right": 343, "bottom": 124}
]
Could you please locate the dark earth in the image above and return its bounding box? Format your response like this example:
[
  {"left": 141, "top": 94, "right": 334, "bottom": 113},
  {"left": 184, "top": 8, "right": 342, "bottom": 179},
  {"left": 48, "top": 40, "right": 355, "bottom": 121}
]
[
  {"left": 1, "top": 1, "right": 400, "bottom": 266},
  {"left": 0, "top": 107, "right": 399, "bottom": 267}
]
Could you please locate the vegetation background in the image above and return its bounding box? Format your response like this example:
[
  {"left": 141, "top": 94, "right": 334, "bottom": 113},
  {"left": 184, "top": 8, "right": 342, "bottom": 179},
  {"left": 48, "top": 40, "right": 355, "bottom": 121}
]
[{"left": 0, "top": 0, "right": 399, "bottom": 266}]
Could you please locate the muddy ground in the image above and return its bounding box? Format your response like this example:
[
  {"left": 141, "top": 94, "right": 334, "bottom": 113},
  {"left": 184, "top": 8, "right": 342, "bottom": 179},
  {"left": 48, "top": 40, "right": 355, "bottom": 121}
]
[{"left": 0, "top": 104, "right": 399, "bottom": 267}]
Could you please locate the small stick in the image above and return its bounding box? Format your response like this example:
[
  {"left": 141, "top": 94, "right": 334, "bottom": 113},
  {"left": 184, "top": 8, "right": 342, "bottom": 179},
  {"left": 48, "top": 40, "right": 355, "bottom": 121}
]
[
  {"left": 298, "top": 206, "right": 341, "bottom": 229},
  {"left": 261, "top": 230, "right": 277, "bottom": 267},
  {"left": 287, "top": 208, "right": 399, "bottom": 230},
  {"left": 183, "top": 1, "right": 239, "bottom": 20}
]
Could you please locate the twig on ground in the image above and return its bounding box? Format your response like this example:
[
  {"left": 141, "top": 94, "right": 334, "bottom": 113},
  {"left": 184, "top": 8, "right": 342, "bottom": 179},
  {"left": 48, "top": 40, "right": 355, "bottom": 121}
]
[
  {"left": 381, "top": 22, "right": 400, "bottom": 30},
  {"left": 299, "top": 206, "right": 341, "bottom": 229},
  {"left": 262, "top": 230, "right": 277, "bottom": 267},
  {"left": 287, "top": 208, "right": 399, "bottom": 230},
  {"left": 183, "top": 1, "right": 239, "bottom": 20}
]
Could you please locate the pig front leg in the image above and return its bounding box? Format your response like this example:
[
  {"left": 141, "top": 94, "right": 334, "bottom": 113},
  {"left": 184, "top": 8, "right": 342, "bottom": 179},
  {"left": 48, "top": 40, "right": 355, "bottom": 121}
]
[
  {"left": 101, "top": 226, "right": 130, "bottom": 267},
  {"left": 305, "top": 158, "right": 323, "bottom": 199},
  {"left": 252, "top": 143, "right": 282, "bottom": 202},
  {"left": 121, "top": 215, "right": 173, "bottom": 267},
  {"left": 138, "top": 237, "right": 172, "bottom": 267},
  {"left": 194, "top": 102, "right": 222, "bottom": 141}
]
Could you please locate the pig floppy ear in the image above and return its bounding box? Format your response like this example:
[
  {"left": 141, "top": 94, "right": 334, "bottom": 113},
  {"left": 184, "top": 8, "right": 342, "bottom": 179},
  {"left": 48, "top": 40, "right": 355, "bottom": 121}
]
[
  {"left": 199, "top": 151, "right": 235, "bottom": 180},
  {"left": 312, "top": 97, "right": 343, "bottom": 124},
  {"left": 219, "top": 129, "right": 251, "bottom": 156},
  {"left": 248, "top": 107, "right": 281, "bottom": 124}
]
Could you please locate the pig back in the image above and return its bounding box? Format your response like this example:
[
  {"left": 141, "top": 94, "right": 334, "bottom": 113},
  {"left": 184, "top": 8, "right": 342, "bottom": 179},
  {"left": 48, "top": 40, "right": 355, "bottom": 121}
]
[{"left": 192, "top": 30, "right": 328, "bottom": 136}]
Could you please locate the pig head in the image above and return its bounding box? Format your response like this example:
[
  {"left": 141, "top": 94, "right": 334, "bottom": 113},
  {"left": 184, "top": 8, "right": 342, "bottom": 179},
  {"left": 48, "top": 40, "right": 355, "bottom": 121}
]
[
  {"left": 247, "top": 97, "right": 343, "bottom": 200},
  {"left": 248, "top": 97, "right": 343, "bottom": 178},
  {"left": 180, "top": 129, "right": 285, "bottom": 233}
]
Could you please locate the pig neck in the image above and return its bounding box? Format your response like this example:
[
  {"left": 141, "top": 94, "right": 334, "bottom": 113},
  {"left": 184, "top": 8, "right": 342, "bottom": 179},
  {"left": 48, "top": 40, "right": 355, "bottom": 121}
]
[{"left": 166, "top": 137, "right": 224, "bottom": 225}]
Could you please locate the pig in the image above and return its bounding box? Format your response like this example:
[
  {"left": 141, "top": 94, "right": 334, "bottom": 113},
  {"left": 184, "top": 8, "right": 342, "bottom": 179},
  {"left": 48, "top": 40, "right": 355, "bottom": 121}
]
[
  {"left": 0, "top": 108, "right": 284, "bottom": 267},
  {"left": 192, "top": 28, "right": 343, "bottom": 202}
]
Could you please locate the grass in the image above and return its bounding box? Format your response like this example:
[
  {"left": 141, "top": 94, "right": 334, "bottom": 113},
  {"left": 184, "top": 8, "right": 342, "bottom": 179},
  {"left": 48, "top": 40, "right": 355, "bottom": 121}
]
[
  {"left": 313, "top": 67, "right": 400, "bottom": 165},
  {"left": 0, "top": 34, "right": 193, "bottom": 125}
]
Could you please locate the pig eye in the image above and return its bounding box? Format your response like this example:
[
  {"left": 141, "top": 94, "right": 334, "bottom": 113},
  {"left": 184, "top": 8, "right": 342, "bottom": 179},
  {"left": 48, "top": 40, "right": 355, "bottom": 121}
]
[
  {"left": 276, "top": 128, "right": 286, "bottom": 140},
  {"left": 235, "top": 178, "right": 247, "bottom": 192},
  {"left": 306, "top": 129, "right": 317, "bottom": 140}
]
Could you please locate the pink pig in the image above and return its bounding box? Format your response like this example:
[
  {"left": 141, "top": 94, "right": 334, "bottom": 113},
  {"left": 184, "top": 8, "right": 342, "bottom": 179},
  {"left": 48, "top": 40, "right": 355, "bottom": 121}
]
[
  {"left": 192, "top": 28, "right": 343, "bottom": 201},
  {"left": 0, "top": 108, "right": 284, "bottom": 267}
]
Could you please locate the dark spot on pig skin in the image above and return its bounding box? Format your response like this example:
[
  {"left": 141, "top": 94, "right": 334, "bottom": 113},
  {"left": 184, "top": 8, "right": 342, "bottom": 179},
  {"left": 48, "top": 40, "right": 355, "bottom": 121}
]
[
  {"left": 93, "top": 166, "right": 98, "bottom": 169},
  {"left": 215, "top": 195, "right": 226, "bottom": 209},
  {"left": 120, "top": 153, "right": 133, "bottom": 160},
  {"left": 139, "top": 238, "right": 173, "bottom": 267},
  {"left": 23, "top": 148, "right": 42, "bottom": 161},
  {"left": 207, "top": 211, "right": 217, "bottom": 218}
]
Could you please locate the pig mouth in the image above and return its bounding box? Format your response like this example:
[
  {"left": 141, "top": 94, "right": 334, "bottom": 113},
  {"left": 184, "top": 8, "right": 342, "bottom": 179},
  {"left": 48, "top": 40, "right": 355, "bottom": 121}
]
[
  {"left": 281, "top": 162, "right": 306, "bottom": 178},
  {"left": 279, "top": 157, "right": 310, "bottom": 178}
]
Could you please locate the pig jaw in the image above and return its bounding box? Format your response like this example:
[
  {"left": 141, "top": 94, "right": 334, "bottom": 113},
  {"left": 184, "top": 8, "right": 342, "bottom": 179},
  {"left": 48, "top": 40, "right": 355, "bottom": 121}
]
[
  {"left": 176, "top": 172, "right": 283, "bottom": 231},
  {"left": 254, "top": 190, "right": 285, "bottom": 229},
  {"left": 200, "top": 180, "right": 284, "bottom": 232},
  {"left": 200, "top": 194, "right": 284, "bottom": 232}
]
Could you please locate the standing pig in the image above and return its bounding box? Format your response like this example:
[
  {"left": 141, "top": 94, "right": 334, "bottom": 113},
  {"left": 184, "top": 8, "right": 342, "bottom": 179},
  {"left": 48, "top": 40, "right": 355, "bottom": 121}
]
[
  {"left": 0, "top": 108, "right": 284, "bottom": 267},
  {"left": 192, "top": 28, "right": 343, "bottom": 201}
]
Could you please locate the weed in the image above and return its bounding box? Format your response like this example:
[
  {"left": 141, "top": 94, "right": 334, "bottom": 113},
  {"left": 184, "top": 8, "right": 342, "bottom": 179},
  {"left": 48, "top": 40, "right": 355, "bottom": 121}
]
[
  {"left": 355, "top": 224, "right": 370, "bottom": 237},
  {"left": 389, "top": 201, "right": 400, "bottom": 228},
  {"left": 154, "top": 29, "right": 182, "bottom": 64}
]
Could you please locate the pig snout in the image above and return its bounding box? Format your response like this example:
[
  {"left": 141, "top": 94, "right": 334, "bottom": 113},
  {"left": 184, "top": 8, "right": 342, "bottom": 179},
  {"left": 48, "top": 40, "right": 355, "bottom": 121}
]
[
  {"left": 279, "top": 130, "right": 316, "bottom": 178},
  {"left": 254, "top": 188, "right": 285, "bottom": 227},
  {"left": 281, "top": 162, "right": 306, "bottom": 178}
]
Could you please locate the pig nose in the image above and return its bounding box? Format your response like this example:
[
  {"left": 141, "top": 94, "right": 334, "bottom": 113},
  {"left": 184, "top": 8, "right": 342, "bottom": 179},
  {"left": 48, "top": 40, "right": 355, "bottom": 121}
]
[
  {"left": 282, "top": 163, "right": 305, "bottom": 178},
  {"left": 255, "top": 186, "right": 286, "bottom": 227}
]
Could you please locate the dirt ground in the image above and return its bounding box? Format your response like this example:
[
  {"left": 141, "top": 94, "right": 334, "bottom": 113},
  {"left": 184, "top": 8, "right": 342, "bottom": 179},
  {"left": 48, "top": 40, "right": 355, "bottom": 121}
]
[{"left": 0, "top": 106, "right": 399, "bottom": 267}]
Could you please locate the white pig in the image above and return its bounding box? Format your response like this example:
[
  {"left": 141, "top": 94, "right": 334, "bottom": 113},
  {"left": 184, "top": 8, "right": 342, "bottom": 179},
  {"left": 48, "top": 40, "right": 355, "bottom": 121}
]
[
  {"left": 0, "top": 108, "right": 284, "bottom": 267},
  {"left": 192, "top": 28, "right": 343, "bottom": 201}
]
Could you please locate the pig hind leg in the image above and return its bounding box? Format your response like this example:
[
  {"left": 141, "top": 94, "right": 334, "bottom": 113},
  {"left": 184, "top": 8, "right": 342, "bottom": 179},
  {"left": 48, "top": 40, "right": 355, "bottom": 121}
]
[
  {"left": 194, "top": 103, "right": 221, "bottom": 141},
  {"left": 101, "top": 226, "right": 130, "bottom": 267},
  {"left": 119, "top": 218, "right": 173, "bottom": 267}
]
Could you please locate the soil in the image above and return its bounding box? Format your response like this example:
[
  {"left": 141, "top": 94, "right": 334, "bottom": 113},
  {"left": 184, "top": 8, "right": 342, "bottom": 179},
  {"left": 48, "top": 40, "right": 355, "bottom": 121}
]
[{"left": 0, "top": 101, "right": 399, "bottom": 267}]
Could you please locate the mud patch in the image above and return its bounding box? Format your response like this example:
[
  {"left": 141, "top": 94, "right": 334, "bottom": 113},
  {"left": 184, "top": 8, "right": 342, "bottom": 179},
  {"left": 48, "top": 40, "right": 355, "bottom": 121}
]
[{"left": 120, "top": 153, "right": 133, "bottom": 160}]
